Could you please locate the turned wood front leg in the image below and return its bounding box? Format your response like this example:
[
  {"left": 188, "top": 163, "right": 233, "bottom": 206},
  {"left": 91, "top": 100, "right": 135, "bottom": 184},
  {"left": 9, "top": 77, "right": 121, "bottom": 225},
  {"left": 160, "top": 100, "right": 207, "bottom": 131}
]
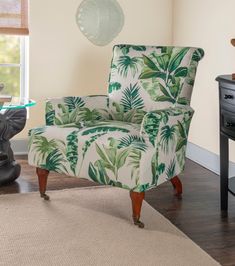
[
  {"left": 130, "top": 191, "right": 145, "bottom": 228},
  {"left": 170, "top": 176, "right": 182, "bottom": 199},
  {"left": 36, "top": 167, "right": 50, "bottom": 200}
]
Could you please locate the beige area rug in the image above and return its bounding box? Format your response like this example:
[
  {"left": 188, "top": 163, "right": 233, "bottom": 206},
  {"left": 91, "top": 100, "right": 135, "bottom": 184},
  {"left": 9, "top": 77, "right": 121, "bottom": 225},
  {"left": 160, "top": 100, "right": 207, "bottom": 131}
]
[{"left": 0, "top": 187, "right": 220, "bottom": 266}]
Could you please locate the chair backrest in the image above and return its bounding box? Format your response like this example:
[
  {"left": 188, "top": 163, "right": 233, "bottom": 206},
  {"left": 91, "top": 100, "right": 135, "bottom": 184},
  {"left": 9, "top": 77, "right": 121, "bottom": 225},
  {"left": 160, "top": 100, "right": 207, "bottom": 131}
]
[{"left": 107, "top": 44, "right": 204, "bottom": 123}]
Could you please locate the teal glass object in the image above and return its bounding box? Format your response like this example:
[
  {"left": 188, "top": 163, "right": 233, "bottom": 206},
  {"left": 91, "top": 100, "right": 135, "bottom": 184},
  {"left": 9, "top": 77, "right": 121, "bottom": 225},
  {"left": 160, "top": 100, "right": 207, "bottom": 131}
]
[
  {"left": 0, "top": 98, "right": 36, "bottom": 110},
  {"left": 76, "top": 0, "right": 124, "bottom": 46}
]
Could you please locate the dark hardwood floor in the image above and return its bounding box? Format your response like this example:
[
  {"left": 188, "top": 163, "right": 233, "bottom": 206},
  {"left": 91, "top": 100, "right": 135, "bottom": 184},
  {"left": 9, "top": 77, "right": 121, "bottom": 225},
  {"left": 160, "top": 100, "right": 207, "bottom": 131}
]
[{"left": 1, "top": 156, "right": 235, "bottom": 266}]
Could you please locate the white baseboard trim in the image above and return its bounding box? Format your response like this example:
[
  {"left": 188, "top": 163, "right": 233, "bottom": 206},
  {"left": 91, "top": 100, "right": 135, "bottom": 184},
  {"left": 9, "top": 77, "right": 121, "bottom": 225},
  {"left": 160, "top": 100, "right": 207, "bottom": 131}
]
[
  {"left": 11, "top": 139, "right": 235, "bottom": 177},
  {"left": 186, "top": 142, "right": 235, "bottom": 177},
  {"left": 11, "top": 139, "right": 28, "bottom": 155}
]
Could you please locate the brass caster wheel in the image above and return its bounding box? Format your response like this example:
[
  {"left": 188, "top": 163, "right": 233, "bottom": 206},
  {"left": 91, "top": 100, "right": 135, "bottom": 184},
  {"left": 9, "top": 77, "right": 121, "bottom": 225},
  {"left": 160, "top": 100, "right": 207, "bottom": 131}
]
[
  {"left": 40, "top": 193, "right": 50, "bottom": 201},
  {"left": 133, "top": 218, "right": 144, "bottom": 228}
]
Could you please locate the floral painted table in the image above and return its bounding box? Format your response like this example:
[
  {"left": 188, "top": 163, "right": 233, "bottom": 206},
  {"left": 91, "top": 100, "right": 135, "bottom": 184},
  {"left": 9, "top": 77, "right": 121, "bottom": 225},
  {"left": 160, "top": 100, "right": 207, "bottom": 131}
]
[{"left": 0, "top": 98, "right": 35, "bottom": 185}]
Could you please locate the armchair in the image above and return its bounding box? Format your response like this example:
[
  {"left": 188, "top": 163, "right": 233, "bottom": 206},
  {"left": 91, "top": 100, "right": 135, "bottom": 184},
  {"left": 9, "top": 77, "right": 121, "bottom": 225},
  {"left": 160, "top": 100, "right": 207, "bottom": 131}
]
[{"left": 28, "top": 45, "right": 204, "bottom": 228}]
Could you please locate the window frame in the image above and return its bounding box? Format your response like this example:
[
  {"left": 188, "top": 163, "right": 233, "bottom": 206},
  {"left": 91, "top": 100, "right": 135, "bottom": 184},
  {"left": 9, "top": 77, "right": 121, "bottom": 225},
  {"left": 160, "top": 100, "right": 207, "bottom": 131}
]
[
  {"left": 20, "top": 36, "right": 29, "bottom": 99},
  {"left": 0, "top": 36, "right": 28, "bottom": 98}
]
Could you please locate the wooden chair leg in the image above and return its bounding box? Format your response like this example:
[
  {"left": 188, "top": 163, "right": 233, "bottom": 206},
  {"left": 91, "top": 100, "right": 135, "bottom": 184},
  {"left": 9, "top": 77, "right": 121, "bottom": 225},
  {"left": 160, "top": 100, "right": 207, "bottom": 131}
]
[
  {"left": 130, "top": 191, "right": 145, "bottom": 228},
  {"left": 170, "top": 175, "right": 182, "bottom": 199},
  {"left": 36, "top": 167, "right": 50, "bottom": 200}
]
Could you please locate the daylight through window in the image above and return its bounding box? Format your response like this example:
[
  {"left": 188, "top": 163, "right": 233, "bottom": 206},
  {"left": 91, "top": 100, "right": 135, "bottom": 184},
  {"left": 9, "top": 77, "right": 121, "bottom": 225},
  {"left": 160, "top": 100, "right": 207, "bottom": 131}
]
[{"left": 0, "top": 35, "right": 27, "bottom": 97}]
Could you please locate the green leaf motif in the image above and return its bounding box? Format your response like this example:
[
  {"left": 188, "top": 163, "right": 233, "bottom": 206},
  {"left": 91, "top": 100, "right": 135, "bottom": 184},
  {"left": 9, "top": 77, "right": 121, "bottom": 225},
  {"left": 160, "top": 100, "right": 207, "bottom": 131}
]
[
  {"left": 28, "top": 127, "right": 46, "bottom": 150},
  {"left": 177, "top": 97, "right": 189, "bottom": 105},
  {"left": 142, "top": 55, "right": 159, "bottom": 71},
  {"left": 160, "top": 125, "right": 177, "bottom": 152},
  {"left": 117, "top": 135, "right": 147, "bottom": 152},
  {"left": 120, "top": 83, "right": 144, "bottom": 112},
  {"left": 158, "top": 163, "right": 165, "bottom": 175},
  {"left": 139, "top": 70, "right": 166, "bottom": 80},
  {"left": 143, "top": 112, "right": 162, "bottom": 146},
  {"left": 116, "top": 149, "right": 130, "bottom": 169},
  {"left": 82, "top": 133, "right": 106, "bottom": 158},
  {"left": 40, "top": 149, "right": 65, "bottom": 172},
  {"left": 77, "top": 108, "right": 103, "bottom": 122},
  {"left": 132, "top": 46, "right": 147, "bottom": 51},
  {"left": 31, "top": 136, "right": 65, "bottom": 165},
  {"left": 94, "top": 139, "right": 130, "bottom": 180},
  {"left": 88, "top": 162, "right": 108, "bottom": 185},
  {"left": 156, "top": 95, "right": 175, "bottom": 104},
  {"left": 174, "top": 67, "right": 188, "bottom": 77},
  {"left": 155, "top": 54, "right": 170, "bottom": 71},
  {"left": 166, "top": 159, "right": 176, "bottom": 179},
  {"left": 117, "top": 56, "right": 140, "bottom": 77},
  {"left": 108, "top": 82, "right": 121, "bottom": 93},
  {"left": 45, "top": 101, "right": 55, "bottom": 126},
  {"left": 176, "top": 139, "right": 187, "bottom": 152},
  {"left": 66, "top": 130, "right": 79, "bottom": 174},
  {"left": 168, "top": 48, "right": 189, "bottom": 73},
  {"left": 64, "top": 97, "right": 85, "bottom": 112},
  {"left": 177, "top": 121, "right": 187, "bottom": 139},
  {"left": 192, "top": 49, "right": 204, "bottom": 62}
]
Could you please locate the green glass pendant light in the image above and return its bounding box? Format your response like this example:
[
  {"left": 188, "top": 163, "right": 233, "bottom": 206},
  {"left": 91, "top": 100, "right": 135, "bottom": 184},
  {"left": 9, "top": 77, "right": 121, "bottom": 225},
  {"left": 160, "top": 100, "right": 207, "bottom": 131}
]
[{"left": 76, "top": 0, "right": 124, "bottom": 46}]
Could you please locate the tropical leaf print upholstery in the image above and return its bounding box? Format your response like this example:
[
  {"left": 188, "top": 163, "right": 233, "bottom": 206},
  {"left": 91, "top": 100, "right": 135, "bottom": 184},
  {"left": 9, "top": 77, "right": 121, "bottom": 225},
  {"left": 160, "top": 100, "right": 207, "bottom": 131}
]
[
  {"left": 45, "top": 95, "right": 110, "bottom": 126},
  {"left": 108, "top": 45, "right": 204, "bottom": 123},
  {"left": 28, "top": 45, "right": 204, "bottom": 192}
]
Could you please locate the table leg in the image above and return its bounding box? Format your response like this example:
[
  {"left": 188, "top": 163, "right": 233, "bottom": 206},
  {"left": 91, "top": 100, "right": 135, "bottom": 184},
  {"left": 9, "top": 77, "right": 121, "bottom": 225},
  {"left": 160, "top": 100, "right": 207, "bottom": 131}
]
[
  {"left": 220, "top": 133, "right": 229, "bottom": 212},
  {"left": 0, "top": 108, "right": 27, "bottom": 185}
]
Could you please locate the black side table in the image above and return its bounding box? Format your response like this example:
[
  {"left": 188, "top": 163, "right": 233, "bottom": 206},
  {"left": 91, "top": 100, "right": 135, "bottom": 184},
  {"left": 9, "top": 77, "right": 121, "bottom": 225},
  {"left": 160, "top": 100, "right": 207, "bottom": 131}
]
[
  {"left": 216, "top": 75, "right": 235, "bottom": 212},
  {"left": 0, "top": 98, "right": 35, "bottom": 185}
]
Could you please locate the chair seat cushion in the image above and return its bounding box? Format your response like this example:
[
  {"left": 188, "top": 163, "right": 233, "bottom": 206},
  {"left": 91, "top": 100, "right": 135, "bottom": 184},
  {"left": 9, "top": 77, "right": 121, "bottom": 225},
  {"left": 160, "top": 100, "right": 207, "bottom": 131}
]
[{"left": 28, "top": 120, "right": 157, "bottom": 192}]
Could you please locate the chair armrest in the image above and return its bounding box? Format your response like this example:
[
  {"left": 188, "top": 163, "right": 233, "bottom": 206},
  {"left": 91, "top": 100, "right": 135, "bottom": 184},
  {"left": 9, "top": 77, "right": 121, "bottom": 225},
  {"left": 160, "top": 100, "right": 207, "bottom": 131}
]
[
  {"left": 45, "top": 95, "right": 110, "bottom": 126},
  {"left": 140, "top": 105, "right": 194, "bottom": 182},
  {"left": 140, "top": 106, "right": 194, "bottom": 148}
]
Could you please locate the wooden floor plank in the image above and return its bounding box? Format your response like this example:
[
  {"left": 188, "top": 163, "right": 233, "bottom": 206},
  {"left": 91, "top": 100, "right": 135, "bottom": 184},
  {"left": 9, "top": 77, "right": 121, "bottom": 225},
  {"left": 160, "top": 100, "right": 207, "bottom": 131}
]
[{"left": 0, "top": 156, "right": 235, "bottom": 265}]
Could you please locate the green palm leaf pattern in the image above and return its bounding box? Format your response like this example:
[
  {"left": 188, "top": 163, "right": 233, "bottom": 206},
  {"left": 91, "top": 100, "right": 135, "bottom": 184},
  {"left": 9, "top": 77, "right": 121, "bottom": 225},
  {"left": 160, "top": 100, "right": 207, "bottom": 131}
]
[
  {"left": 139, "top": 48, "right": 192, "bottom": 105},
  {"left": 94, "top": 139, "right": 130, "bottom": 180},
  {"left": 82, "top": 133, "right": 106, "bottom": 158},
  {"left": 118, "top": 45, "right": 146, "bottom": 55},
  {"left": 66, "top": 130, "right": 79, "bottom": 174},
  {"left": 151, "top": 152, "right": 165, "bottom": 185},
  {"left": 108, "top": 82, "right": 121, "bottom": 93},
  {"left": 40, "top": 149, "right": 65, "bottom": 172},
  {"left": 55, "top": 104, "right": 80, "bottom": 126},
  {"left": 117, "top": 56, "right": 141, "bottom": 77},
  {"left": 117, "top": 135, "right": 147, "bottom": 151},
  {"left": 132, "top": 46, "right": 147, "bottom": 52},
  {"left": 77, "top": 107, "right": 103, "bottom": 121},
  {"left": 192, "top": 48, "right": 205, "bottom": 62},
  {"left": 28, "top": 127, "right": 46, "bottom": 149},
  {"left": 166, "top": 159, "right": 176, "bottom": 179},
  {"left": 32, "top": 136, "right": 64, "bottom": 164},
  {"left": 168, "top": 48, "right": 189, "bottom": 73},
  {"left": 175, "top": 120, "right": 188, "bottom": 152},
  {"left": 109, "top": 102, "right": 146, "bottom": 123},
  {"left": 160, "top": 125, "right": 177, "bottom": 152},
  {"left": 45, "top": 101, "right": 55, "bottom": 125},
  {"left": 64, "top": 97, "right": 85, "bottom": 112},
  {"left": 154, "top": 52, "right": 171, "bottom": 71},
  {"left": 88, "top": 161, "right": 131, "bottom": 190},
  {"left": 142, "top": 112, "right": 162, "bottom": 146},
  {"left": 88, "top": 162, "right": 109, "bottom": 184},
  {"left": 120, "top": 83, "right": 144, "bottom": 112}
]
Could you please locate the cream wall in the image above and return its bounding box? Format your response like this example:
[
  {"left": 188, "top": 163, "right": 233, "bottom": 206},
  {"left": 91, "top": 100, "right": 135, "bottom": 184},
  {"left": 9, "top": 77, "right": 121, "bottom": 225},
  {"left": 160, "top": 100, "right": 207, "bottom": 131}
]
[
  {"left": 173, "top": 0, "right": 235, "bottom": 162},
  {"left": 17, "top": 0, "right": 173, "bottom": 139}
]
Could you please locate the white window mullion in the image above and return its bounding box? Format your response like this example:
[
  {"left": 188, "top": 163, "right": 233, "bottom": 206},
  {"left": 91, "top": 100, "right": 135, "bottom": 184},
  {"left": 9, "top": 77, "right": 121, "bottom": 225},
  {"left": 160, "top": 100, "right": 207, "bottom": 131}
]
[{"left": 20, "top": 36, "right": 28, "bottom": 99}]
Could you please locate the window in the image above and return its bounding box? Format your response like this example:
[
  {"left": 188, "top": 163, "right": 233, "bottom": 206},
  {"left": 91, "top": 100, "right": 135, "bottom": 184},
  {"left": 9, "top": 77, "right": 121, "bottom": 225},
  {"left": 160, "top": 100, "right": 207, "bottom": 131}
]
[{"left": 0, "top": 35, "right": 28, "bottom": 97}]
